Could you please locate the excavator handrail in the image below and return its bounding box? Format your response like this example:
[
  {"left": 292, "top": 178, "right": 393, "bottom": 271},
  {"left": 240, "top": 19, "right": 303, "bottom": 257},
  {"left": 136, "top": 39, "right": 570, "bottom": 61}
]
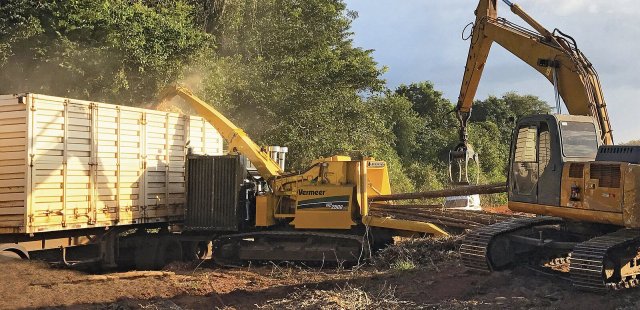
[{"left": 158, "top": 85, "right": 283, "bottom": 179}]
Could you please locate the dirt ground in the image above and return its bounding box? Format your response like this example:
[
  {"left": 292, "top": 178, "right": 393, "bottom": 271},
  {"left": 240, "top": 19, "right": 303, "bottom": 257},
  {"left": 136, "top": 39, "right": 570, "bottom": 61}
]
[{"left": 3, "top": 239, "right": 640, "bottom": 310}]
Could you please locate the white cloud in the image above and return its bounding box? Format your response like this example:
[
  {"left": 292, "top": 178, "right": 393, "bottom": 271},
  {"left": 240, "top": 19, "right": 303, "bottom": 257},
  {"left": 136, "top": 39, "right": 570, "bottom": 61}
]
[
  {"left": 519, "top": 0, "right": 640, "bottom": 16},
  {"left": 519, "top": 0, "right": 590, "bottom": 16}
]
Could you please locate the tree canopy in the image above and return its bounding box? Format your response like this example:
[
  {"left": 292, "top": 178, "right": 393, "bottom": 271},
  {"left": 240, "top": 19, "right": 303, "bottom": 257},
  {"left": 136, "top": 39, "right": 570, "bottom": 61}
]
[
  {"left": 0, "top": 0, "right": 551, "bottom": 193},
  {"left": 0, "top": 0, "right": 209, "bottom": 102}
]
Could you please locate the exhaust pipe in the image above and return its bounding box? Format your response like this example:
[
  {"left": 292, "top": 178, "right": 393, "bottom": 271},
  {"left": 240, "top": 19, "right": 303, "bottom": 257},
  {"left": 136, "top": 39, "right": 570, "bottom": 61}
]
[{"left": 268, "top": 146, "right": 288, "bottom": 171}]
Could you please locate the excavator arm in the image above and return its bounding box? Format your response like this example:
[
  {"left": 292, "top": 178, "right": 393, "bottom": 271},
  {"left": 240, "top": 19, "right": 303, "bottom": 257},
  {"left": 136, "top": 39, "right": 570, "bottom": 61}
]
[
  {"left": 457, "top": 0, "right": 613, "bottom": 145},
  {"left": 159, "top": 85, "right": 283, "bottom": 179},
  {"left": 450, "top": 0, "right": 614, "bottom": 184}
]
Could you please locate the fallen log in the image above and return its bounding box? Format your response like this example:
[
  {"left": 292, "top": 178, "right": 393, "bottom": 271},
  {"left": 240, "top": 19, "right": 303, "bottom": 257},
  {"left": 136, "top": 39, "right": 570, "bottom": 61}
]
[
  {"left": 372, "top": 208, "right": 485, "bottom": 227},
  {"left": 372, "top": 204, "right": 514, "bottom": 220},
  {"left": 372, "top": 206, "right": 514, "bottom": 226},
  {"left": 85, "top": 271, "right": 175, "bottom": 281},
  {"left": 370, "top": 202, "right": 442, "bottom": 209},
  {"left": 370, "top": 200, "right": 521, "bottom": 230},
  {"left": 369, "top": 210, "right": 482, "bottom": 229},
  {"left": 369, "top": 183, "right": 507, "bottom": 202}
]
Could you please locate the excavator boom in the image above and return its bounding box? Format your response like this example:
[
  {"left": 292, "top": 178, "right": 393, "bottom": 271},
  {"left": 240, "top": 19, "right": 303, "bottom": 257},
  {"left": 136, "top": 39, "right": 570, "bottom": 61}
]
[{"left": 457, "top": 0, "right": 613, "bottom": 145}]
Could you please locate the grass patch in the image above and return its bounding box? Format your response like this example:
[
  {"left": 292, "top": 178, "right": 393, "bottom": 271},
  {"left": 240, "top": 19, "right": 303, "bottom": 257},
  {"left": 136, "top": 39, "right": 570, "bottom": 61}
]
[
  {"left": 374, "top": 235, "right": 463, "bottom": 270},
  {"left": 390, "top": 259, "right": 416, "bottom": 271},
  {"left": 257, "top": 284, "right": 416, "bottom": 310}
]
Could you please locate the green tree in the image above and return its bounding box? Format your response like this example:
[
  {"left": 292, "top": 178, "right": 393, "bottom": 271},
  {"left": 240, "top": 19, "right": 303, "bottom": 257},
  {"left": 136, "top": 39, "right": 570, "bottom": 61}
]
[
  {"left": 468, "top": 121, "right": 509, "bottom": 183},
  {"left": 368, "top": 82, "right": 460, "bottom": 191},
  {"left": 470, "top": 92, "right": 552, "bottom": 141},
  {"left": 195, "top": 0, "right": 388, "bottom": 171},
  {"left": 366, "top": 93, "right": 420, "bottom": 160},
  {"left": 0, "top": 0, "right": 404, "bottom": 188},
  {"left": 376, "top": 84, "right": 551, "bottom": 191},
  {"left": 394, "top": 82, "right": 458, "bottom": 166},
  {"left": 0, "top": 0, "right": 209, "bottom": 103},
  {"left": 0, "top": 0, "right": 554, "bottom": 195}
]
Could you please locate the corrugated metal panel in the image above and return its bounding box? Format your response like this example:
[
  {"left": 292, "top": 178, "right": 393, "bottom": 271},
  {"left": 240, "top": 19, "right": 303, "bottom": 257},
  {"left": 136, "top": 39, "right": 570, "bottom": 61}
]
[
  {"left": 0, "top": 93, "right": 223, "bottom": 234},
  {"left": 0, "top": 95, "right": 28, "bottom": 233},
  {"left": 185, "top": 155, "right": 244, "bottom": 231}
]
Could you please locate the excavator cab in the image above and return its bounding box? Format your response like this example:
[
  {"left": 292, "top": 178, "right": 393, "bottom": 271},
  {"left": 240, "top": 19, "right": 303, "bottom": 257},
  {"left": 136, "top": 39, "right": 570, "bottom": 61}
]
[{"left": 508, "top": 114, "right": 601, "bottom": 206}]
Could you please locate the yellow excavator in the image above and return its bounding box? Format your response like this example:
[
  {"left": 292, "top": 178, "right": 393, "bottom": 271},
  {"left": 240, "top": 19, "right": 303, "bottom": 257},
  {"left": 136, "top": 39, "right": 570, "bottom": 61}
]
[
  {"left": 455, "top": 0, "right": 640, "bottom": 291},
  {"left": 159, "top": 86, "right": 446, "bottom": 265}
]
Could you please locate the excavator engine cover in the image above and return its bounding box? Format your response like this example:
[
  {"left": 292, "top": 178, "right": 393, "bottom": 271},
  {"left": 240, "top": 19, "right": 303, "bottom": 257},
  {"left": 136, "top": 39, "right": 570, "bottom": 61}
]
[{"left": 596, "top": 146, "right": 640, "bottom": 164}]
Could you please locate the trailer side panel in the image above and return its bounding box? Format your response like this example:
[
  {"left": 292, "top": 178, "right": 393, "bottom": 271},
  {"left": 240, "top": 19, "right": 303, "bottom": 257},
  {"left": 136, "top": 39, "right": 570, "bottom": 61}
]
[{"left": 0, "top": 93, "right": 222, "bottom": 234}]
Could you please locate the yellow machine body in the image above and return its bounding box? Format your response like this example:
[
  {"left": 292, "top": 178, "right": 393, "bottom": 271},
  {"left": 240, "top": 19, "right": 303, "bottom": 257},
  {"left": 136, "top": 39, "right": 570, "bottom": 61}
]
[
  {"left": 159, "top": 86, "right": 447, "bottom": 237},
  {"left": 510, "top": 162, "right": 640, "bottom": 228},
  {"left": 292, "top": 184, "right": 355, "bottom": 229},
  {"left": 260, "top": 156, "right": 392, "bottom": 230}
]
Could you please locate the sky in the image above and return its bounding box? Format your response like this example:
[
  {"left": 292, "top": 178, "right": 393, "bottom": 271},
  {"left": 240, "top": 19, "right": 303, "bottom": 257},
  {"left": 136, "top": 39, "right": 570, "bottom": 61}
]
[{"left": 344, "top": 0, "right": 640, "bottom": 143}]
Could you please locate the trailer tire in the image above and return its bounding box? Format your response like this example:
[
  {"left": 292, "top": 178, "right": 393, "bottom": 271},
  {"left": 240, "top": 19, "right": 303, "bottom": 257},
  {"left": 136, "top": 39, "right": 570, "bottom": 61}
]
[
  {"left": 156, "top": 236, "right": 183, "bottom": 268},
  {"left": 181, "top": 241, "right": 209, "bottom": 261},
  {"left": 134, "top": 237, "right": 160, "bottom": 270},
  {"left": 196, "top": 241, "right": 210, "bottom": 259}
]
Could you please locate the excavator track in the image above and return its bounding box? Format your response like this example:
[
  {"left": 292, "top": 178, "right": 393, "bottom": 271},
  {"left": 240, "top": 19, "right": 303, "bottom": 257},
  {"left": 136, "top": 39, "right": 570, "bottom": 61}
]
[
  {"left": 460, "top": 216, "right": 563, "bottom": 271},
  {"left": 570, "top": 229, "right": 640, "bottom": 291},
  {"left": 212, "top": 231, "right": 369, "bottom": 267}
]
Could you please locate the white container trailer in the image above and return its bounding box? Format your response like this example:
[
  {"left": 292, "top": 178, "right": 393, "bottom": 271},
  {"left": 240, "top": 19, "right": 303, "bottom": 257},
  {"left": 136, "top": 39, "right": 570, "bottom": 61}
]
[{"left": 0, "top": 93, "right": 223, "bottom": 236}]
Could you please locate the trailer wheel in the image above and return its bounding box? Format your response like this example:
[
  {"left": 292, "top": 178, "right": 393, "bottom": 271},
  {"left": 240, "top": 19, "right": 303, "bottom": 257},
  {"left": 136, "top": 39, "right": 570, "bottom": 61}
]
[
  {"left": 182, "top": 241, "right": 209, "bottom": 261},
  {"left": 156, "top": 236, "right": 183, "bottom": 268},
  {"left": 134, "top": 237, "right": 160, "bottom": 270},
  {"left": 196, "top": 241, "right": 210, "bottom": 259}
]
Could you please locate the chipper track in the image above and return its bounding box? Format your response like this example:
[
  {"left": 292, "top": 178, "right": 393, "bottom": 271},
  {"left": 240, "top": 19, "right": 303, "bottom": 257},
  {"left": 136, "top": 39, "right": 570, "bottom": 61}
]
[{"left": 212, "top": 231, "right": 369, "bottom": 267}]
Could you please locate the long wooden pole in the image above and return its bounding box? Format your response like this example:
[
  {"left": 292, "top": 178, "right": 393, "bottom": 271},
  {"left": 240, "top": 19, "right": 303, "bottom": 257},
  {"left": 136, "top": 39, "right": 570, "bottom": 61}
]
[{"left": 369, "top": 183, "right": 507, "bottom": 202}]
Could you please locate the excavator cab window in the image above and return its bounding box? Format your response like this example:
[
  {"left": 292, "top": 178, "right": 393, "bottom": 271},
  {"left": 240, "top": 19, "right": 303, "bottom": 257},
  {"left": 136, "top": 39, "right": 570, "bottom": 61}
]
[
  {"left": 510, "top": 121, "right": 554, "bottom": 203},
  {"left": 539, "top": 125, "right": 552, "bottom": 173},
  {"left": 512, "top": 125, "right": 539, "bottom": 196},
  {"left": 559, "top": 121, "right": 599, "bottom": 158}
]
